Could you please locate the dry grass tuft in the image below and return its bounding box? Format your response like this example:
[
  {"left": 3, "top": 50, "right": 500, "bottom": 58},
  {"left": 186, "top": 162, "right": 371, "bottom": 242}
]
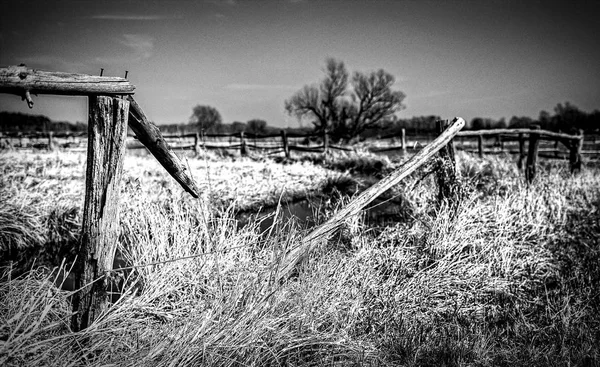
[{"left": 0, "top": 200, "right": 45, "bottom": 253}]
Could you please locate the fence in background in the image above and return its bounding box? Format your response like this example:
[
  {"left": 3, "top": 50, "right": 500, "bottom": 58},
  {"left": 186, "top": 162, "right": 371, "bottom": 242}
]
[{"left": 2, "top": 126, "right": 598, "bottom": 163}]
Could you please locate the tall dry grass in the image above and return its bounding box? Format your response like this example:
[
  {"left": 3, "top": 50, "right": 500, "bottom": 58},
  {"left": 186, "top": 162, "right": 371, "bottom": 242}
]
[{"left": 1, "top": 150, "right": 599, "bottom": 366}]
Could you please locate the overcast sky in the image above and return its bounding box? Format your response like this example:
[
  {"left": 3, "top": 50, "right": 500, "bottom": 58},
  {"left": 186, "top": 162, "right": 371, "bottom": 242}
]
[{"left": 1, "top": 0, "right": 599, "bottom": 127}]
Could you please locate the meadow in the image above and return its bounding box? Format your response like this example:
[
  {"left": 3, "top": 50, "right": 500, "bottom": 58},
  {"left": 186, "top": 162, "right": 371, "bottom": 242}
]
[{"left": 1, "top": 148, "right": 599, "bottom": 366}]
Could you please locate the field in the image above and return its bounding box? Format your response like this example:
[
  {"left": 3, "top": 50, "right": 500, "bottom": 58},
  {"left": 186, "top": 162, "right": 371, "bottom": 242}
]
[{"left": 1, "top": 148, "right": 599, "bottom": 366}]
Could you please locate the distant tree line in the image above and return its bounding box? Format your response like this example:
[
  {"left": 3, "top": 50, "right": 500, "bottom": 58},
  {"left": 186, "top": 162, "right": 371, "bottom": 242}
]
[
  {"left": 160, "top": 104, "right": 307, "bottom": 135},
  {"left": 0, "top": 112, "right": 86, "bottom": 133},
  {"left": 2, "top": 99, "right": 598, "bottom": 140},
  {"left": 466, "top": 102, "right": 600, "bottom": 134}
]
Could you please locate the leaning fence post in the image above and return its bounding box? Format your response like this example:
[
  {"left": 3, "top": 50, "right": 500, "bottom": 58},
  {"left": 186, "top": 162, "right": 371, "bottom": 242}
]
[
  {"left": 477, "top": 134, "right": 483, "bottom": 158},
  {"left": 71, "top": 95, "right": 129, "bottom": 331},
  {"left": 525, "top": 125, "right": 540, "bottom": 183},
  {"left": 569, "top": 129, "right": 584, "bottom": 173},
  {"left": 277, "top": 117, "right": 466, "bottom": 281},
  {"left": 435, "top": 120, "right": 461, "bottom": 211},
  {"left": 281, "top": 129, "right": 290, "bottom": 159},
  {"left": 240, "top": 131, "right": 247, "bottom": 156},
  {"left": 517, "top": 133, "right": 525, "bottom": 169}
]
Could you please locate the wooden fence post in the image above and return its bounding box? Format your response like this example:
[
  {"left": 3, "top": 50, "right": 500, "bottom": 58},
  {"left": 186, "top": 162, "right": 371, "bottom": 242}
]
[
  {"left": 435, "top": 120, "right": 461, "bottom": 210},
  {"left": 71, "top": 96, "right": 129, "bottom": 331},
  {"left": 477, "top": 134, "right": 483, "bottom": 158},
  {"left": 194, "top": 132, "right": 200, "bottom": 155},
  {"left": 240, "top": 131, "right": 247, "bottom": 156},
  {"left": 323, "top": 131, "right": 329, "bottom": 154},
  {"left": 525, "top": 125, "right": 540, "bottom": 183},
  {"left": 281, "top": 129, "right": 290, "bottom": 159},
  {"left": 47, "top": 131, "right": 54, "bottom": 151},
  {"left": 517, "top": 133, "right": 525, "bottom": 169},
  {"left": 401, "top": 128, "right": 407, "bottom": 155},
  {"left": 569, "top": 129, "right": 584, "bottom": 173}
]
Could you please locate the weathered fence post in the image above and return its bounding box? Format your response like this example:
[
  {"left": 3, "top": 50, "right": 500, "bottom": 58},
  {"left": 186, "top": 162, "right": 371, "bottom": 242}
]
[
  {"left": 47, "top": 131, "right": 54, "bottom": 151},
  {"left": 281, "top": 129, "right": 290, "bottom": 159},
  {"left": 477, "top": 134, "right": 484, "bottom": 158},
  {"left": 569, "top": 129, "right": 584, "bottom": 173},
  {"left": 323, "top": 131, "right": 329, "bottom": 154},
  {"left": 401, "top": 128, "right": 407, "bottom": 155},
  {"left": 240, "top": 131, "right": 247, "bottom": 156},
  {"left": 194, "top": 132, "right": 200, "bottom": 155},
  {"left": 517, "top": 133, "right": 525, "bottom": 169},
  {"left": 71, "top": 96, "right": 129, "bottom": 331},
  {"left": 435, "top": 120, "right": 461, "bottom": 210},
  {"left": 525, "top": 125, "right": 540, "bottom": 183}
]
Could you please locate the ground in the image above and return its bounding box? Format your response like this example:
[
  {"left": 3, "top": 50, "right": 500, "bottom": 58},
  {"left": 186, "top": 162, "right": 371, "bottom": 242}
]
[{"left": 0, "top": 149, "right": 599, "bottom": 366}]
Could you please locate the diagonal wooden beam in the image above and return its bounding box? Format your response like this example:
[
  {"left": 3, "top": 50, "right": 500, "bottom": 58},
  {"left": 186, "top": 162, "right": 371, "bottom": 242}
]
[
  {"left": 127, "top": 96, "right": 201, "bottom": 198},
  {"left": 277, "top": 117, "right": 466, "bottom": 281}
]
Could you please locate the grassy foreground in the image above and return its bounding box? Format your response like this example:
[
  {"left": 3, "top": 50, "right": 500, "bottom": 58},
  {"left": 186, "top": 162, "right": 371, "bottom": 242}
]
[{"left": 1, "top": 150, "right": 599, "bottom": 366}]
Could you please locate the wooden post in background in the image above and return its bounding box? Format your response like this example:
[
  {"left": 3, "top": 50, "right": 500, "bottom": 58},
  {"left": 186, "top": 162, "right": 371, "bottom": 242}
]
[
  {"left": 323, "top": 130, "right": 329, "bottom": 154},
  {"left": 570, "top": 129, "right": 584, "bottom": 173},
  {"left": 194, "top": 132, "right": 200, "bottom": 155},
  {"left": 71, "top": 96, "right": 129, "bottom": 331},
  {"left": 240, "top": 131, "right": 247, "bottom": 156},
  {"left": 47, "top": 131, "right": 54, "bottom": 151},
  {"left": 525, "top": 125, "right": 540, "bottom": 183},
  {"left": 281, "top": 129, "right": 290, "bottom": 159},
  {"left": 435, "top": 120, "right": 461, "bottom": 211},
  {"left": 401, "top": 128, "right": 406, "bottom": 155},
  {"left": 477, "top": 134, "right": 483, "bottom": 158},
  {"left": 517, "top": 133, "right": 525, "bottom": 170}
]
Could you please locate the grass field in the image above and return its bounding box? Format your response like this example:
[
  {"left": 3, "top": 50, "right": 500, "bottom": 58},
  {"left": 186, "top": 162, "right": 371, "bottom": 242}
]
[{"left": 1, "top": 149, "right": 599, "bottom": 366}]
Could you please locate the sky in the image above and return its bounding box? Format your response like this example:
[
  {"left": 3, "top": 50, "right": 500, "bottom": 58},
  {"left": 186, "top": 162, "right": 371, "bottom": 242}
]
[{"left": 1, "top": 0, "right": 599, "bottom": 128}]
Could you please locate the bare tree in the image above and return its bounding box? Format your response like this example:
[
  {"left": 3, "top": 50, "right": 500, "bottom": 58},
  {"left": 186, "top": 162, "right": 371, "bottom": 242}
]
[
  {"left": 189, "top": 105, "right": 222, "bottom": 133},
  {"left": 285, "top": 58, "right": 405, "bottom": 142},
  {"left": 246, "top": 119, "right": 268, "bottom": 135},
  {"left": 284, "top": 58, "right": 349, "bottom": 135},
  {"left": 343, "top": 69, "right": 406, "bottom": 140},
  {"left": 230, "top": 121, "right": 247, "bottom": 133}
]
